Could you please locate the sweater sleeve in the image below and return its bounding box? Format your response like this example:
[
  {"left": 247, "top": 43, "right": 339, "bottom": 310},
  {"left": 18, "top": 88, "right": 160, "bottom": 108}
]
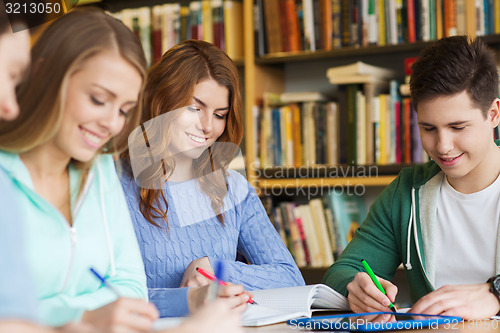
[
  {"left": 322, "top": 174, "right": 403, "bottom": 297},
  {"left": 148, "top": 287, "right": 190, "bottom": 317},
  {"left": 211, "top": 176, "right": 305, "bottom": 290}
]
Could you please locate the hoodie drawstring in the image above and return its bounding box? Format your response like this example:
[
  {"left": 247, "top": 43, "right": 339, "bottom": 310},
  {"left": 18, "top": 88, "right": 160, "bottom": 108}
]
[
  {"left": 406, "top": 187, "right": 422, "bottom": 271},
  {"left": 405, "top": 188, "right": 414, "bottom": 270},
  {"left": 97, "top": 160, "right": 116, "bottom": 277}
]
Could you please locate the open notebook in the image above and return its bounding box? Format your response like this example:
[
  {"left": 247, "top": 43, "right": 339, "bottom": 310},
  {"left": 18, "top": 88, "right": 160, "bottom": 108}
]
[{"left": 242, "top": 284, "right": 349, "bottom": 326}]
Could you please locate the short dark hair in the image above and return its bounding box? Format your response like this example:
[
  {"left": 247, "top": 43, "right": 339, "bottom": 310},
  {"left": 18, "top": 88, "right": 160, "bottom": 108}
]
[{"left": 410, "top": 35, "right": 498, "bottom": 118}]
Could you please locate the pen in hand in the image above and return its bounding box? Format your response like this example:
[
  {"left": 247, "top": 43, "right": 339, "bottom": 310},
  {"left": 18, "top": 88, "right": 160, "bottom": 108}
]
[
  {"left": 361, "top": 259, "right": 397, "bottom": 313},
  {"left": 90, "top": 267, "right": 121, "bottom": 297},
  {"left": 196, "top": 267, "right": 258, "bottom": 305}
]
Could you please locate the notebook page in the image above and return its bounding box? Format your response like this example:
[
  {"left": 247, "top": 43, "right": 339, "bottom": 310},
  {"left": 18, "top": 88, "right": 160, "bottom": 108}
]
[
  {"left": 311, "top": 284, "right": 349, "bottom": 309},
  {"left": 241, "top": 304, "right": 306, "bottom": 326},
  {"left": 249, "top": 285, "right": 317, "bottom": 314}
]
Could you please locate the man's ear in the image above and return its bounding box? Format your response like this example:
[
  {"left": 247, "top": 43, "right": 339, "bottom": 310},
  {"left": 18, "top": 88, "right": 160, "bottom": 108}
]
[{"left": 488, "top": 98, "right": 500, "bottom": 128}]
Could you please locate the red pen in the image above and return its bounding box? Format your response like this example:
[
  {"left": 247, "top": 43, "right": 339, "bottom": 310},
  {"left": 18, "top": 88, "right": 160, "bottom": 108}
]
[{"left": 195, "top": 267, "right": 257, "bottom": 305}]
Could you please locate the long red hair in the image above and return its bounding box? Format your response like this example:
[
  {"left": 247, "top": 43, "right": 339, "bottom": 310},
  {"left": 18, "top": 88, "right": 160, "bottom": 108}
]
[{"left": 122, "top": 40, "right": 243, "bottom": 228}]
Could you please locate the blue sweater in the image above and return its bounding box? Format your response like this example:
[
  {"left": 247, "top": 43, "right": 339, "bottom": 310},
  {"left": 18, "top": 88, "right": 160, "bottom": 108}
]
[{"left": 120, "top": 169, "right": 304, "bottom": 317}]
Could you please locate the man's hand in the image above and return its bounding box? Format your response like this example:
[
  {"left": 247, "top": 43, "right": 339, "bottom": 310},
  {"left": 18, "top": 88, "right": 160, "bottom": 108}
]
[
  {"left": 347, "top": 272, "right": 398, "bottom": 322},
  {"left": 410, "top": 283, "right": 500, "bottom": 320}
]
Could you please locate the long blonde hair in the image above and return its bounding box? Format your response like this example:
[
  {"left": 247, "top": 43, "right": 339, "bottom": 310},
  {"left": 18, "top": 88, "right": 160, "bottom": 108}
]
[{"left": 0, "top": 7, "right": 147, "bottom": 190}]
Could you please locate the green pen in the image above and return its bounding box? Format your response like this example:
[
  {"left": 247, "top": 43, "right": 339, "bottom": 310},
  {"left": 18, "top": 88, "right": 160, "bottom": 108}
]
[{"left": 361, "top": 259, "right": 397, "bottom": 313}]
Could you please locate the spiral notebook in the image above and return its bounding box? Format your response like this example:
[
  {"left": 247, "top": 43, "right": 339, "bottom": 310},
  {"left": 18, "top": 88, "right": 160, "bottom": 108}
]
[{"left": 241, "top": 284, "right": 349, "bottom": 327}]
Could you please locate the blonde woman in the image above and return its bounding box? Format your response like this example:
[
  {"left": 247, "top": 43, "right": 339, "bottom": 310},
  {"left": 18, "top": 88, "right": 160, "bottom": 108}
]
[
  {"left": 0, "top": 7, "right": 246, "bottom": 333},
  {"left": 0, "top": 7, "right": 158, "bottom": 332}
]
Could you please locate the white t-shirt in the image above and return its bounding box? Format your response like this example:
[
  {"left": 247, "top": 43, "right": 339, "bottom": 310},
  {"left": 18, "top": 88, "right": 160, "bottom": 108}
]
[{"left": 434, "top": 174, "right": 500, "bottom": 289}]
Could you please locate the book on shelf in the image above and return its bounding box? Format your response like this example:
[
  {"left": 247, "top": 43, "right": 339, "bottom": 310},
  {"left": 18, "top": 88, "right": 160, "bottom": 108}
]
[
  {"left": 258, "top": 92, "right": 341, "bottom": 168},
  {"left": 326, "top": 190, "right": 367, "bottom": 255},
  {"left": 254, "top": 0, "right": 499, "bottom": 55},
  {"left": 224, "top": 0, "right": 244, "bottom": 60},
  {"left": 281, "top": 91, "right": 328, "bottom": 103},
  {"left": 262, "top": 0, "right": 282, "bottom": 54},
  {"left": 241, "top": 284, "right": 349, "bottom": 326},
  {"left": 328, "top": 74, "right": 390, "bottom": 85},
  {"left": 212, "top": 0, "right": 225, "bottom": 51},
  {"left": 293, "top": 204, "right": 323, "bottom": 267},
  {"left": 110, "top": 1, "right": 243, "bottom": 64},
  {"left": 326, "top": 61, "right": 396, "bottom": 81}
]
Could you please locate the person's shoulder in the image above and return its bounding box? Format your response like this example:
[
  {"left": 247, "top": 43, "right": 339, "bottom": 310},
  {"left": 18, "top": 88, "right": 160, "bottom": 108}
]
[
  {"left": 397, "top": 159, "right": 441, "bottom": 188},
  {"left": 91, "top": 155, "right": 136, "bottom": 192},
  {"left": 225, "top": 169, "right": 253, "bottom": 202},
  {"left": 226, "top": 169, "right": 252, "bottom": 191},
  {"left": 0, "top": 167, "right": 14, "bottom": 192}
]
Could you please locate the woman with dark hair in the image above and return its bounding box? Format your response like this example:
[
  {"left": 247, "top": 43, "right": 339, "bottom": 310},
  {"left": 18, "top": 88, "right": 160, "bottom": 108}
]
[{"left": 121, "top": 39, "right": 304, "bottom": 318}]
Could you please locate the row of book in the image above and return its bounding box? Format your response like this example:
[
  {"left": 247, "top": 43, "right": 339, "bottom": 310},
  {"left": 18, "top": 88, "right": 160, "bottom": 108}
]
[
  {"left": 255, "top": 0, "right": 500, "bottom": 55},
  {"left": 255, "top": 86, "right": 428, "bottom": 168},
  {"left": 109, "top": 0, "right": 243, "bottom": 66},
  {"left": 262, "top": 191, "right": 367, "bottom": 268}
]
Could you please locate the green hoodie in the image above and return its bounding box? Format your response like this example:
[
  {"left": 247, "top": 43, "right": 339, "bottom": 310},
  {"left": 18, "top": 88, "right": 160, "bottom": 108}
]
[
  {"left": 323, "top": 140, "right": 500, "bottom": 303},
  {"left": 0, "top": 152, "right": 147, "bottom": 326}
]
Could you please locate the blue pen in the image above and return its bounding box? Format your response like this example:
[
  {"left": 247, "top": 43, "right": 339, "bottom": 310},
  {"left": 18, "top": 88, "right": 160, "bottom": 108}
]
[
  {"left": 90, "top": 267, "right": 121, "bottom": 297},
  {"left": 207, "top": 261, "right": 225, "bottom": 301},
  {"left": 214, "top": 260, "right": 225, "bottom": 283}
]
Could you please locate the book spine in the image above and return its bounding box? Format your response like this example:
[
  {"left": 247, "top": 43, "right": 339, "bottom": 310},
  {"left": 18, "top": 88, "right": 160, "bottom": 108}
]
[
  {"left": 212, "top": 0, "right": 225, "bottom": 51},
  {"left": 285, "top": 0, "right": 301, "bottom": 52},
  {"left": 407, "top": 0, "right": 416, "bottom": 42},
  {"left": 302, "top": 0, "right": 316, "bottom": 51},
  {"left": 279, "top": 0, "right": 290, "bottom": 52},
  {"left": 341, "top": 0, "right": 352, "bottom": 46},
  {"left": 263, "top": 0, "right": 282, "bottom": 53},
  {"left": 332, "top": 0, "right": 342, "bottom": 48}
]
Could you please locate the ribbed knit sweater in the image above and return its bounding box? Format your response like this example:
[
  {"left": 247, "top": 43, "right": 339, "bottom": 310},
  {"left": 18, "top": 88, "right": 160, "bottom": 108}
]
[{"left": 120, "top": 169, "right": 304, "bottom": 317}]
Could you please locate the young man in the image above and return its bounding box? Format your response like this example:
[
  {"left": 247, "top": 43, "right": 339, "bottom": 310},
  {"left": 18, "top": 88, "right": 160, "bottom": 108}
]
[{"left": 323, "top": 35, "right": 500, "bottom": 321}]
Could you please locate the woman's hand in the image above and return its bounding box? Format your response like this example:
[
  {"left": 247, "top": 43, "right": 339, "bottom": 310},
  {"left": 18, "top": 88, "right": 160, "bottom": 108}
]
[
  {"left": 187, "top": 283, "right": 252, "bottom": 313},
  {"left": 174, "top": 298, "right": 246, "bottom": 333},
  {"left": 180, "top": 257, "right": 213, "bottom": 288},
  {"left": 81, "top": 298, "right": 159, "bottom": 333}
]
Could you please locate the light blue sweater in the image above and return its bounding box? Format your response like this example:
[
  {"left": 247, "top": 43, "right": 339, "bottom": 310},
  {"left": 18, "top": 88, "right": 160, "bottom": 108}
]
[
  {"left": 0, "top": 167, "right": 38, "bottom": 322},
  {"left": 120, "top": 169, "right": 305, "bottom": 317}
]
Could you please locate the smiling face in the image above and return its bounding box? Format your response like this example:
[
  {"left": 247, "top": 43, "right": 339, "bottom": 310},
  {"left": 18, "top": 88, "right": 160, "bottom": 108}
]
[
  {"left": 418, "top": 91, "right": 500, "bottom": 192},
  {"left": 169, "top": 78, "right": 229, "bottom": 164},
  {"left": 0, "top": 29, "right": 30, "bottom": 121},
  {"left": 51, "top": 51, "right": 142, "bottom": 163}
]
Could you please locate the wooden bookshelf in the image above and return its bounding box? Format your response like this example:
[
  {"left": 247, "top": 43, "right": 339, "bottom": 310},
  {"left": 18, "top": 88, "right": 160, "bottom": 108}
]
[
  {"left": 243, "top": 0, "right": 500, "bottom": 191},
  {"left": 259, "top": 176, "right": 397, "bottom": 189},
  {"left": 255, "top": 34, "right": 500, "bottom": 64}
]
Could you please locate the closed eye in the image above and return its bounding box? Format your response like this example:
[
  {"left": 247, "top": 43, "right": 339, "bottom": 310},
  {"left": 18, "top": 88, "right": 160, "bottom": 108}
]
[
  {"left": 451, "top": 126, "right": 465, "bottom": 131},
  {"left": 187, "top": 106, "right": 201, "bottom": 112},
  {"left": 91, "top": 96, "right": 104, "bottom": 106},
  {"left": 119, "top": 109, "right": 129, "bottom": 118},
  {"left": 214, "top": 113, "right": 226, "bottom": 120},
  {"left": 422, "top": 127, "right": 435, "bottom": 132}
]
